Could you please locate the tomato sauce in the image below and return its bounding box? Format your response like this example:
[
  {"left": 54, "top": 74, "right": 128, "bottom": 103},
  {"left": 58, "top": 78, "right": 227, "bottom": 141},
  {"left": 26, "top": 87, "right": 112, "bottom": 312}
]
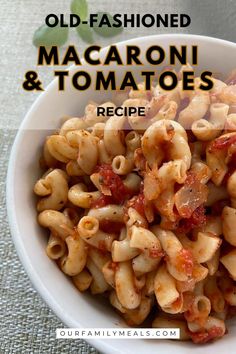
[
  {"left": 177, "top": 205, "right": 206, "bottom": 233},
  {"left": 185, "top": 171, "right": 197, "bottom": 185},
  {"left": 209, "top": 135, "right": 236, "bottom": 152},
  {"left": 149, "top": 248, "right": 164, "bottom": 259},
  {"left": 94, "top": 164, "right": 131, "bottom": 204},
  {"left": 134, "top": 148, "right": 146, "bottom": 173},
  {"left": 99, "top": 220, "right": 124, "bottom": 234},
  {"left": 97, "top": 240, "right": 107, "bottom": 252},
  {"left": 188, "top": 326, "right": 224, "bottom": 344}
]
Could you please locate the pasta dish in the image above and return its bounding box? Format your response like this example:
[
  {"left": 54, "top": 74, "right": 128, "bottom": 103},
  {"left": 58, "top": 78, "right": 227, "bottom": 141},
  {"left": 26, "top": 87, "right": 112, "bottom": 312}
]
[{"left": 34, "top": 66, "right": 236, "bottom": 343}]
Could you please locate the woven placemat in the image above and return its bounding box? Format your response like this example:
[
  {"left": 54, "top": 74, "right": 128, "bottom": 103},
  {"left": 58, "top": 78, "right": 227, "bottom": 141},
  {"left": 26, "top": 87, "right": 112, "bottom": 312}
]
[{"left": 0, "top": 0, "right": 235, "bottom": 353}]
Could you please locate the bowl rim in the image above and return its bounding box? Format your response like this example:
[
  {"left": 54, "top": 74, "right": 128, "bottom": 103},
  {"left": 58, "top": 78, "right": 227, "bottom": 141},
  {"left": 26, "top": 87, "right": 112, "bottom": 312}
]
[{"left": 6, "top": 33, "right": 236, "bottom": 353}]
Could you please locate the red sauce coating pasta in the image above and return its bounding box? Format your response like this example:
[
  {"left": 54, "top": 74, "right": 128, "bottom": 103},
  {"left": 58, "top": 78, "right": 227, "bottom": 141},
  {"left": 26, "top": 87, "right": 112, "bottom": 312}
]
[
  {"left": 126, "top": 192, "right": 145, "bottom": 218},
  {"left": 175, "top": 249, "right": 194, "bottom": 276},
  {"left": 188, "top": 326, "right": 224, "bottom": 344},
  {"left": 209, "top": 135, "right": 236, "bottom": 152}
]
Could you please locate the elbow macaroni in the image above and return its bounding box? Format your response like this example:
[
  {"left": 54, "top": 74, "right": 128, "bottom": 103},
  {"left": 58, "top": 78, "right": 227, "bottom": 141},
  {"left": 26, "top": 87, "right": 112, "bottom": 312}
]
[{"left": 34, "top": 69, "right": 236, "bottom": 344}]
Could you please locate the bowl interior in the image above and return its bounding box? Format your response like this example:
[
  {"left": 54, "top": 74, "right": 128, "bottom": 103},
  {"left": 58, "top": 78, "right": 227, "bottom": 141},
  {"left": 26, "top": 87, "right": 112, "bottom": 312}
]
[{"left": 7, "top": 34, "right": 236, "bottom": 354}]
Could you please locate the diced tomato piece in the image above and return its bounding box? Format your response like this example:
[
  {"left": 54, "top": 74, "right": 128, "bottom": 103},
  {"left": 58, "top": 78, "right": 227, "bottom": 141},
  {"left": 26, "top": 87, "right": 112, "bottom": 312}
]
[
  {"left": 209, "top": 135, "right": 236, "bottom": 152},
  {"left": 177, "top": 205, "right": 206, "bottom": 233},
  {"left": 175, "top": 249, "right": 194, "bottom": 276},
  {"left": 126, "top": 192, "right": 145, "bottom": 218},
  {"left": 95, "top": 164, "right": 131, "bottom": 204},
  {"left": 175, "top": 172, "right": 208, "bottom": 219},
  {"left": 91, "top": 195, "right": 114, "bottom": 208}
]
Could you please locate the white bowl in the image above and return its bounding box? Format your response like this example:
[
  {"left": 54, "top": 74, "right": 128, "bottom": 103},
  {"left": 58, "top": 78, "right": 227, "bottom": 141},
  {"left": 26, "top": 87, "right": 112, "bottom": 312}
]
[{"left": 7, "top": 34, "right": 236, "bottom": 353}]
